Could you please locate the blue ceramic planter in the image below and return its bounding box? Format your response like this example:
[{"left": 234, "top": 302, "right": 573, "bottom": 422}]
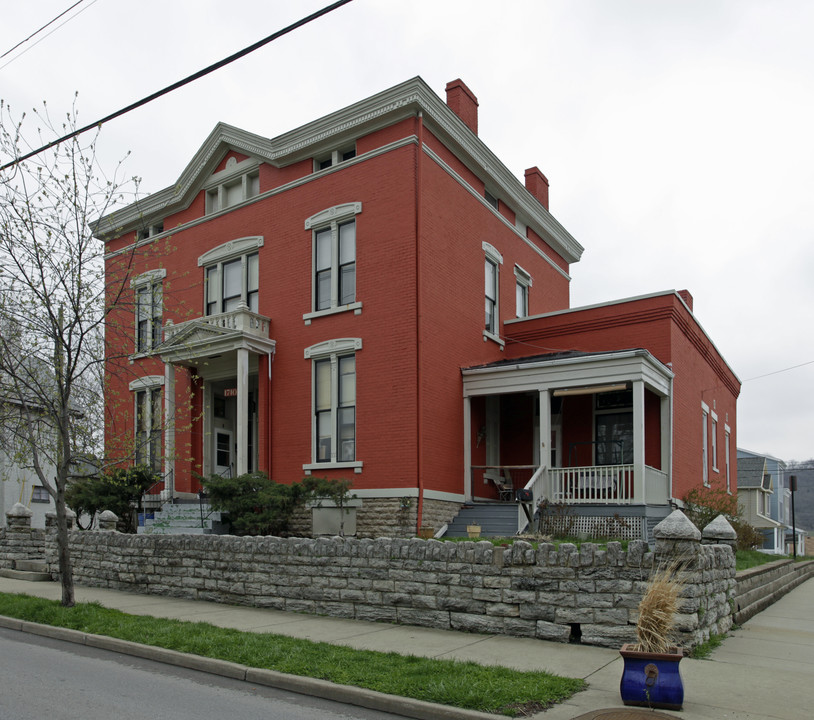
[{"left": 620, "top": 644, "right": 684, "bottom": 710}]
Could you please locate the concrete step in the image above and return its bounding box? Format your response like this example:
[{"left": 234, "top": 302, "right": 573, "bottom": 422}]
[
  {"left": 0, "top": 568, "right": 52, "bottom": 582},
  {"left": 15, "top": 559, "right": 47, "bottom": 573}
]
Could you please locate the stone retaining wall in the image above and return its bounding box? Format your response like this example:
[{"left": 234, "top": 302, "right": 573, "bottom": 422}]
[
  {"left": 1, "top": 505, "right": 735, "bottom": 649},
  {"left": 734, "top": 558, "right": 814, "bottom": 625}
]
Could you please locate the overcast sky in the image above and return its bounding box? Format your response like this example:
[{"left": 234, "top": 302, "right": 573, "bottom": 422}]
[{"left": 3, "top": 0, "right": 812, "bottom": 462}]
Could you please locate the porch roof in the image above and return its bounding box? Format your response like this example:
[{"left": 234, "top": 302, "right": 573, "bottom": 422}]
[
  {"left": 461, "top": 348, "right": 673, "bottom": 397},
  {"left": 463, "top": 348, "right": 642, "bottom": 371}
]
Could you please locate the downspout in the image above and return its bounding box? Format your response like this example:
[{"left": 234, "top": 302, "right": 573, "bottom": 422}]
[
  {"left": 267, "top": 350, "right": 274, "bottom": 477},
  {"left": 415, "top": 111, "right": 425, "bottom": 533}
]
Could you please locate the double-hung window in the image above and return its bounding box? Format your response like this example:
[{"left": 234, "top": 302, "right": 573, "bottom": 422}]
[
  {"left": 304, "top": 203, "right": 362, "bottom": 322},
  {"left": 131, "top": 376, "right": 164, "bottom": 474},
  {"left": 514, "top": 264, "right": 532, "bottom": 318},
  {"left": 131, "top": 269, "right": 165, "bottom": 354},
  {"left": 304, "top": 338, "right": 363, "bottom": 472},
  {"left": 710, "top": 413, "right": 718, "bottom": 471},
  {"left": 198, "top": 236, "right": 263, "bottom": 316},
  {"left": 702, "top": 403, "right": 710, "bottom": 486},
  {"left": 483, "top": 242, "right": 504, "bottom": 346},
  {"left": 724, "top": 426, "right": 731, "bottom": 492}
]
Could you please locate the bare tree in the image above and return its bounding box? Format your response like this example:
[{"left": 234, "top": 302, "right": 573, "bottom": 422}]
[{"left": 0, "top": 98, "right": 135, "bottom": 606}]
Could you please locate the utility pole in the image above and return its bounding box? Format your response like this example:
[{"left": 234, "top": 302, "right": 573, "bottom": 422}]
[{"left": 789, "top": 474, "right": 797, "bottom": 559}]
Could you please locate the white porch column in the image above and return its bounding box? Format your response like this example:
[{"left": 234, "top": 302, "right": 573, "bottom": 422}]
[
  {"left": 463, "top": 396, "right": 472, "bottom": 501},
  {"left": 632, "top": 379, "right": 646, "bottom": 503},
  {"left": 661, "top": 390, "right": 672, "bottom": 495},
  {"left": 236, "top": 347, "right": 249, "bottom": 476},
  {"left": 163, "top": 362, "right": 176, "bottom": 499},
  {"left": 538, "top": 389, "right": 551, "bottom": 498}
]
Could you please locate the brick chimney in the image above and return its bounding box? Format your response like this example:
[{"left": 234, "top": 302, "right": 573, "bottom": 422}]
[
  {"left": 445, "top": 79, "right": 478, "bottom": 135},
  {"left": 524, "top": 167, "right": 550, "bottom": 211},
  {"left": 678, "top": 289, "right": 694, "bottom": 311}
]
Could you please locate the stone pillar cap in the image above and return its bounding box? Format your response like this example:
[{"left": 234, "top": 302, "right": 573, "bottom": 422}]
[
  {"left": 6, "top": 502, "right": 33, "bottom": 518},
  {"left": 702, "top": 514, "right": 737, "bottom": 541},
  {"left": 98, "top": 510, "right": 119, "bottom": 521},
  {"left": 653, "top": 509, "right": 701, "bottom": 541}
]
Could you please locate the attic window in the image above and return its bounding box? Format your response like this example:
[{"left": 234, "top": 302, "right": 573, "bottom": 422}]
[
  {"left": 136, "top": 222, "right": 164, "bottom": 242},
  {"left": 206, "top": 171, "right": 259, "bottom": 214},
  {"left": 314, "top": 144, "right": 357, "bottom": 172},
  {"left": 485, "top": 189, "right": 499, "bottom": 210}
]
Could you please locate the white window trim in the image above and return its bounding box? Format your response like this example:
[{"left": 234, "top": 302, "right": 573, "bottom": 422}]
[
  {"left": 514, "top": 264, "right": 532, "bottom": 318},
  {"left": 197, "top": 236, "right": 264, "bottom": 267},
  {"left": 303, "top": 338, "right": 363, "bottom": 473},
  {"left": 313, "top": 143, "right": 357, "bottom": 173},
  {"left": 304, "top": 203, "right": 362, "bottom": 321},
  {"left": 724, "top": 424, "right": 732, "bottom": 493},
  {"left": 702, "top": 405, "right": 710, "bottom": 487},
  {"left": 710, "top": 411, "right": 719, "bottom": 472},
  {"left": 129, "top": 376, "right": 165, "bottom": 391},
  {"left": 198, "top": 237, "right": 263, "bottom": 317},
  {"left": 483, "top": 242, "right": 504, "bottom": 348},
  {"left": 204, "top": 157, "right": 260, "bottom": 214},
  {"left": 130, "top": 269, "right": 166, "bottom": 357},
  {"left": 131, "top": 376, "right": 163, "bottom": 472}
]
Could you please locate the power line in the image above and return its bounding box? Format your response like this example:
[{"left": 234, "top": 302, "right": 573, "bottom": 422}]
[
  {"left": 0, "top": 0, "right": 97, "bottom": 65},
  {"left": 743, "top": 359, "right": 814, "bottom": 383},
  {"left": 0, "top": 0, "right": 355, "bottom": 173}
]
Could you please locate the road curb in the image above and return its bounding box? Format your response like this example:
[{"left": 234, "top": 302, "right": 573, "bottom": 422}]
[{"left": 0, "top": 614, "right": 501, "bottom": 720}]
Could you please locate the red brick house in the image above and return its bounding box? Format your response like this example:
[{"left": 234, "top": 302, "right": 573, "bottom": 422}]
[{"left": 97, "top": 77, "right": 739, "bottom": 540}]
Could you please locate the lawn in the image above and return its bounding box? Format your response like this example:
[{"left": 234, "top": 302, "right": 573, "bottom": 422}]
[{"left": 0, "top": 592, "right": 585, "bottom": 717}]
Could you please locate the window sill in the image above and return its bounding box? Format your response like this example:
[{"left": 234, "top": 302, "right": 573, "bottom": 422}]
[
  {"left": 303, "top": 461, "right": 363, "bottom": 474},
  {"left": 303, "top": 302, "right": 363, "bottom": 325},
  {"left": 129, "top": 349, "right": 159, "bottom": 363},
  {"left": 483, "top": 330, "right": 505, "bottom": 349}
]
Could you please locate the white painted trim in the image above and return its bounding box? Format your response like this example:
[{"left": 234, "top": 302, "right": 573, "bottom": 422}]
[
  {"left": 304, "top": 202, "right": 362, "bottom": 230},
  {"left": 304, "top": 338, "right": 362, "bottom": 360},
  {"left": 129, "top": 375, "right": 165, "bottom": 391},
  {"left": 483, "top": 330, "right": 505, "bottom": 348},
  {"left": 303, "top": 302, "right": 363, "bottom": 324},
  {"left": 203, "top": 156, "right": 259, "bottom": 189},
  {"left": 130, "top": 268, "right": 166, "bottom": 287},
  {"left": 514, "top": 264, "right": 532, "bottom": 287},
  {"left": 424, "top": 144, "right": 572, "bottom": 280},
  {"left": 104, "top": 137, "right": 416, "bottom": 261},
  {"left": 303, "top": 461, "right": 363, "bottom": 474},
  {"left": 701, "top": 401, "right": 710, "bottom": 413},
  {"left": 482, "top": 241, "right": 503, "bottom": 265},
  {"left": 197, "top": 236, "right": 264, "bottom": 267}
]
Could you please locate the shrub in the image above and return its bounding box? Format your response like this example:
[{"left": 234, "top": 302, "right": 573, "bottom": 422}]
[
  {"left": 200, "top": 472, "right": 307, "bottom": 536},
  {"left": 200, "top": 473, "right": 356, "bottom": 536},
  {"left": 682, "top": 485, "right": 762, "bottom": 551},
  {"left": 66, "top": 465, "right": 158, "bottom": 532}
]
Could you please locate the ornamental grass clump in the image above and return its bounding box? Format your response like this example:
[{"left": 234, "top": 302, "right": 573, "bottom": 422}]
[{"left": 634, "top": 564, "right": 684, "bottom": 654}]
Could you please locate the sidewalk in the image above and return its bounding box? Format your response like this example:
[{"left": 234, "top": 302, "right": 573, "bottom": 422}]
[{"left": 1, "top": 575, "right": 812, "bottom": 719}]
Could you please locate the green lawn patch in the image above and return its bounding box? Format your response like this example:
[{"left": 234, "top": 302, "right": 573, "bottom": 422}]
[
  {"left": 0, "top": 592, "right": 585, "bottom": 717},
  {"left": 735, "top": 550, "right": 791, "bottom": 571}
]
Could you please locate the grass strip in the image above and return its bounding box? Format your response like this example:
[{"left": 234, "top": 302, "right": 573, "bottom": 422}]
[{"left": 0, "top": 592, "right": 584, "bottom": 716}]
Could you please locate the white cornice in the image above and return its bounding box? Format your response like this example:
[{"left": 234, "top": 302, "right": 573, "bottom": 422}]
[{"left": 95, "top": 76, "right": 584, "bottom": 266}]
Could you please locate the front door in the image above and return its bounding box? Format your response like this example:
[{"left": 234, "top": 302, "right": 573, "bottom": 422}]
[{"left": 214, "top": 428, "right": 234, "bottom": 477}]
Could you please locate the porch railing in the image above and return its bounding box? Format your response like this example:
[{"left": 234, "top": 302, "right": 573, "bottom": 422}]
[
  {"left": 548, "top": 464, "right": 635, "bottom": 504},
  {"left": 471, "top": 465, "right": 536, "bottom": 501},
  {"left": 163, "top": 306, "right": 270, "bottom": 342}
]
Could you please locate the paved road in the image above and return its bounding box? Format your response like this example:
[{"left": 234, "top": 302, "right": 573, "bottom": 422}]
[{"left": 0, "top": 626, "right": 406, "bottom": 720}]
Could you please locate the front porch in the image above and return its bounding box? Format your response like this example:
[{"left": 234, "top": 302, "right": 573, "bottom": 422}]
[
  {"left": 156, "top": 304, "right": 275, "bottom": 500},
  {"left": 461, "top": 349, "right": 675, "bottom": 539}
]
